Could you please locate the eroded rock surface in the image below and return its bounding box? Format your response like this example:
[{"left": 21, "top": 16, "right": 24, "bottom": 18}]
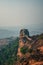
[{"left": 15, "top": 29, "right": 43, "bottom": 65}]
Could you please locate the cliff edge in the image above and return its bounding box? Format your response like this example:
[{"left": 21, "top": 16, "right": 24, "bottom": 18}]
[{"left": 15, "top": 29, "right": 43, "bottom": 65}]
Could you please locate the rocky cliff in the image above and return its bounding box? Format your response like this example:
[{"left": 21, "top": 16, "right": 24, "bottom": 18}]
[{"left": 15, "top": 29, "right": 43, "bottom": 65}]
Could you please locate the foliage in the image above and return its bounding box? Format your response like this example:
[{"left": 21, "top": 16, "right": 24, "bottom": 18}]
[
  {"left": 0, "top": 37, "right": 19, "bottom": 65},
  {"left": 38, "top": 34, "right": 43, "bottom": 39},
  {"left": 20, "top": 46, "right": 28, "bottom": 54},
  {"left": 20, "top": 45, "right": 33, "bottom": 54}
]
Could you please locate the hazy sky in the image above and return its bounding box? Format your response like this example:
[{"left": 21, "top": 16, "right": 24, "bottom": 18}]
[{"left": 0, "top": 0, "right": 43, "bottom": 27}]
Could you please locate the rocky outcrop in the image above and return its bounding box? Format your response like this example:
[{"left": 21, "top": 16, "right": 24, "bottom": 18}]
[
  {"left": 17, "top": 29, "right": 32, "bottom": 58},
  {"left": 15, "top": 29, "right": 43, "bottom": 65}
]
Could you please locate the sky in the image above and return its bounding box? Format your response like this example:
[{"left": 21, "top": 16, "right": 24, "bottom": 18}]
[{"left": 0, "top": 0, "right": 43, "bottom": 28}]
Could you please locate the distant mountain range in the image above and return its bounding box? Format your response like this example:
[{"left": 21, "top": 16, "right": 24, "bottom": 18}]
[
  {"left": 0, "top": 29, "right": 18, "bottom": 39},
  {"left": 0, "top": 26, "right": 43, "bottom": 39}
]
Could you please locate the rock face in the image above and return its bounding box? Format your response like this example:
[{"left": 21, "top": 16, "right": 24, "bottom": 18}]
[
  {"left": 20, "top": 29, "right": 29, "bottom": 37},
  {"left": 16, "top": 29, "right": 43, "bottom": 65},
  {"left": 17, "top": 29, "right": 31, "bottom": 58}
]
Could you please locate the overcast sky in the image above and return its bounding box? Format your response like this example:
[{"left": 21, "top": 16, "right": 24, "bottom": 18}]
[{"left": 0, "top": 0, "right": 43, "bottom": 28}]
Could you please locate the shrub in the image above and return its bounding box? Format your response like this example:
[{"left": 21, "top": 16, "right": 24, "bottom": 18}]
[
  {"left": 20, "top": 46, "right": 28, "bottom": 54},
  {"left": 38, "top": 35, "right": 43, "bottom": 39}
]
